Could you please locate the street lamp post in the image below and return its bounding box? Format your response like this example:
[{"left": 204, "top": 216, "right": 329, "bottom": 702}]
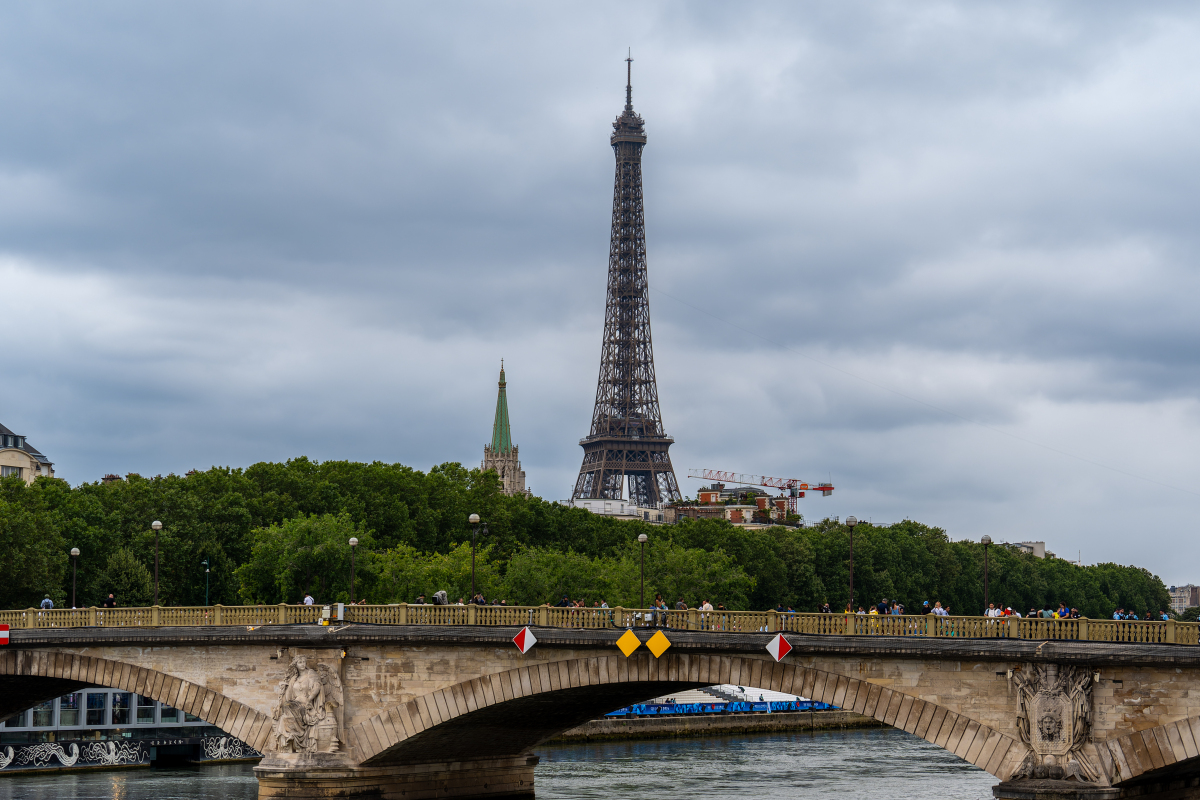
[
  {"left": 151, "top": 521, "right": 162, "bottom": 605},
  {"left": 468, "top": 515, "right": 489, "bottom": 601},
  {"left": 468, "top": 514, "right": 481, "bottom": 600},
  {"left": 638, "top": 533, "right": 648, "bottom": 610},
  {"left": 201, "top": 560, "right": 210, "bottom": 606},
  {"left": 981, "top": 535, "right": 992, "bottom": 609},
  {"left": 846, "top": 516, "right": 858, "bottom": 612},
  {"left": 70, "top": 548, "right": 80, "bottom": 609},
  {"left": 349, "top": 537, "right": 359, "bottom": 604}
]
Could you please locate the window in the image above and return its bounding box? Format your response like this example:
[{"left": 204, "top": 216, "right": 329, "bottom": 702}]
[
  {"left": 184, "top": 711, "right": 201, "bottom": 722},
  {"left": 136, "top": 695, "right": 155, "bottom": 724},
  {"left": 159, "top": 705, "right": 179, "bottom": 723},
  {"left": 111, "top": 693, "right": 131, "bottom": 725},
  {"left": 30, "top": 700, "right": 54, "bottom": 727},
  {"left": 0, "top": 466, "right": 21, "bottom": 479},
  {"left": 86, "top": 692, "right": 108, "bottom": 726},
  {"left": 3, "top": 711, "right": 25, "bottom": 728},
  {"left": 59, "top": 694, "right": 81, "bottom": 726}
]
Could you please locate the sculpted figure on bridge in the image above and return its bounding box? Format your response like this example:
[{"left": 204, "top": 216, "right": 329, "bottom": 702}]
[
  {"left": 271, "top": 656, "right": 343, "bottom": 754},
  {"left": 1011, "top": 663, "right": 1100, "bottom": 784}
]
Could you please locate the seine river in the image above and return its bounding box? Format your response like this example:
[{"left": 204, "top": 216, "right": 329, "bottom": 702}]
[{"left": 0, "top": 728, "right": 996, "bottom": 799}]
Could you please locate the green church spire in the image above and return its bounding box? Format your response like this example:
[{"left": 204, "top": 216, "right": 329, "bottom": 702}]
[{"left": 490, "top": 360, "right": 512, "bottom": 454}]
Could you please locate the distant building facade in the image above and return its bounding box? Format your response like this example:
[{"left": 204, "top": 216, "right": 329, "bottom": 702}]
[
  {"left": 0, "top": 422, "right": 54, "bottom": 484},
  {"left": 1008, "top": 541, "right": 1047, "bottom": 559},
  {"left": 571, "top": 498, "right": 664, "bottom": 524},
  {"left": 481, "top": 362, "right": 528, "bottom": 497},
  {"left": 1170, "top": 585, "right": 1200, "bottom": 614},
  {"left": 682, "top": 483, "right": 790, "bottom": 525}
]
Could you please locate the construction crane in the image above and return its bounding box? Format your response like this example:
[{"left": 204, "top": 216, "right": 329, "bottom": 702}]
[{"left": 687, "top": 469, "right": 834, "bottom": 512}]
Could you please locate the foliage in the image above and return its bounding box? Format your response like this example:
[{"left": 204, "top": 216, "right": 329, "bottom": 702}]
[
  {"left": 496, "top": 542, "right": 753, "bottom": 608},
  {"left": 235, "top": 513, "right": 370, "bottom": 604},
  {"left": 98, "top": 548, "right": 153, "bottom": 607},
  {"left": 372, "top": 542, "right": 500, "bottom": 605},
  {"left": 363, "top": 540, "right": 753, "bottom": 609},
  {"left": 0, "top": 475, "right": 68, "bottom": 609},
  {"left": 0, "top": 459, "right": 1172, "bottom": 617}
]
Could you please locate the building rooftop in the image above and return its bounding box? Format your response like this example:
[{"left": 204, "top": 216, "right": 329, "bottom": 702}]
[
  {"left": 490, "top": 361, "right": 512, "bottom": 454},
  {"left": 0, "top": 422, "right": 52, "bottom": 466}
]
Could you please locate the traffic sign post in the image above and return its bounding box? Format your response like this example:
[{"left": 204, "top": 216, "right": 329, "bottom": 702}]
[
  {"left": 512, "top": 626, "right": 537, "bottom": 654},
  {"left": 765, "top": 632, "right": 792, "bottom": 662},
  {"left": 646, "top": 630, "right": 671, "bottom": 658},
  {"left": 616, "top": 629, "right": 641, "bottom": 657}
]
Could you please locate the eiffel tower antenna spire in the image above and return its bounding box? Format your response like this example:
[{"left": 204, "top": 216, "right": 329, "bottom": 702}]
[
  {"left": 571, "top": 60, "right": 680, "bottom": 508},
  {"left": 625, "top": 49, "right": 633, "bottom": 110}
]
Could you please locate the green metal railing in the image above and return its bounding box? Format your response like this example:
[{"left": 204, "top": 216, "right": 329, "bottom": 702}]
[{"left": 2, "top": 605, "right": 1195, "bottom": 644}]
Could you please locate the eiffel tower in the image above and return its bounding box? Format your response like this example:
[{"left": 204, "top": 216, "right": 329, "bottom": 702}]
[{"left": 571, "top": 57, "right": 681, "bottom": 508}]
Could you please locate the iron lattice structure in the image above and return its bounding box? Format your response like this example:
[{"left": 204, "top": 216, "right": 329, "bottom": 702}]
[{"left": 572, "top": 59, "right": 681, "bottom": 508}]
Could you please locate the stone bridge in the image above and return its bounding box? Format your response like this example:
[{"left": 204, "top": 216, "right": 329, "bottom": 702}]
[{"left": 5, "top": 624, "right": 1200, "bottom": 799}]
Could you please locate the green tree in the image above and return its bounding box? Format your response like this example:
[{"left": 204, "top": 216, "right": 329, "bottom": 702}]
[
  {"left": 501, "top": 547, "right": 632, "bottom": 606},
  {"left": 0, "top": 476, "right": 68, "bottom": 609},
  {"left": 235, "top": 513, "right": 371, "bottom": 604},
  {"left": 0, "top": 456, "right": 1171, "bottom": 618},
  {"left": 98, "top": 548, "right": 153, "bottom": 607},
  {"left": 372, "top": 542, "right": 501, "bottom": 604}
]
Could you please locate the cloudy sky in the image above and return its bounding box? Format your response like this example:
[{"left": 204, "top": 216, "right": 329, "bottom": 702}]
[{"left": 2, "top": 2, "right": 1198, "bottom": 583}]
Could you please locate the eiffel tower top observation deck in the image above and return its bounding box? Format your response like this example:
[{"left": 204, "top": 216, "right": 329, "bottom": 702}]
[{"left": 571, "top": 57, "right": 681, "bottom": 508}]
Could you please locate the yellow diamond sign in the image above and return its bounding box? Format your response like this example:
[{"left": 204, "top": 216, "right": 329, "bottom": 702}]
[
  {"left": 646, "top": 630, "right": 671, "bottom": 658},
  {"left": 616, "top": 629, "right": 641, "bottom": 657}
]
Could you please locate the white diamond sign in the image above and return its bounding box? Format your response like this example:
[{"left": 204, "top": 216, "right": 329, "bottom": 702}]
[
  {"left": 765, "top": 633, "right": 792, "bottom": 662},
  {"left": 513, "top": 626, "right": 537, "bottom": 654}
]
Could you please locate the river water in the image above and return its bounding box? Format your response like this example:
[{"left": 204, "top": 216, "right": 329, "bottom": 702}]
[{"left": 0, "top": 728, "right": 997, "bottom": 799}]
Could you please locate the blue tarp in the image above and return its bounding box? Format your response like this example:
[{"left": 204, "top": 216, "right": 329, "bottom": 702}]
[{"left": 605, "top": 700, "right": 836, "bottom": 716}]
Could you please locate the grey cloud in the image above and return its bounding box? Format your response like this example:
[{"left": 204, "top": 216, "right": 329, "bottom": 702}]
[{"left": 1, "top": 1, "right": 1198, "bottom": 582}]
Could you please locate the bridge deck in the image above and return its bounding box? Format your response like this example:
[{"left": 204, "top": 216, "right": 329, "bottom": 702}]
[
  {"left": 3, "top": 604, "right": 1195, "bottom": 646},
  {"left": 10, "top": 624, "right": 1200, "bottom": 666}
]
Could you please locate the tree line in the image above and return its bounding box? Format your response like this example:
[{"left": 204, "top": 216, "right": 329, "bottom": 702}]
[{"left": 0, "top": 458, "right": 1173, "bottom": 618}]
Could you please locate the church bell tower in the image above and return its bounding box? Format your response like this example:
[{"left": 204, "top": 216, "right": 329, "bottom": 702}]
[{"left": 482, "top": 361, "right": 529, "bottom": 496}]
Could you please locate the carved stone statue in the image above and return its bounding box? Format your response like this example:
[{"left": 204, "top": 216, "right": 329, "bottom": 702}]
[
  {"left": 1010, "top": 663, "right": 1099, "bottom": 783},
  {"left": 270, "top": 655, "right": 343, "bottom": 754}
]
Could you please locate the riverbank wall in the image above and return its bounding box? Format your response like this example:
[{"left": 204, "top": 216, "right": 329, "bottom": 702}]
[{"left": 552, "top": 710, "right": 883, "bottom": 742}]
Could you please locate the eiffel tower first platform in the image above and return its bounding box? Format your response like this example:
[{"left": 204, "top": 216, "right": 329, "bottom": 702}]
[{"left": 571, "top": 58, "right": 681, "bottom": 508}]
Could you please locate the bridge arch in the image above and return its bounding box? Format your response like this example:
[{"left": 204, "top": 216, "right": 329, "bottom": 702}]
[
  {"left": 0, "top": 650, "right": 273, "bottom": 753},
  {"left": 349, "top": 653, "right": 1025, "bottom": 780},
  {"left": 1092, "top": 714, "right": 1200, "bottom": 787}
]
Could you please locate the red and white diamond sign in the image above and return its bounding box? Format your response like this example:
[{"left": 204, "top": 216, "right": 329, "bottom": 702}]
[
  {"left": 765, "top": 633, "right": 791, "bottom": 662},
  {"left": 513, "top": 626, "right": 537, "bottom": 654},
  {"left": 0, "top": 624, "right": 9, "bottom": 646}
]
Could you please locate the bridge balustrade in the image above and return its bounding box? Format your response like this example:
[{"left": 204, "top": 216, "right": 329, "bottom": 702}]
[{"left": 2, "top": 604, "right": 1195, "bottom": 644}]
